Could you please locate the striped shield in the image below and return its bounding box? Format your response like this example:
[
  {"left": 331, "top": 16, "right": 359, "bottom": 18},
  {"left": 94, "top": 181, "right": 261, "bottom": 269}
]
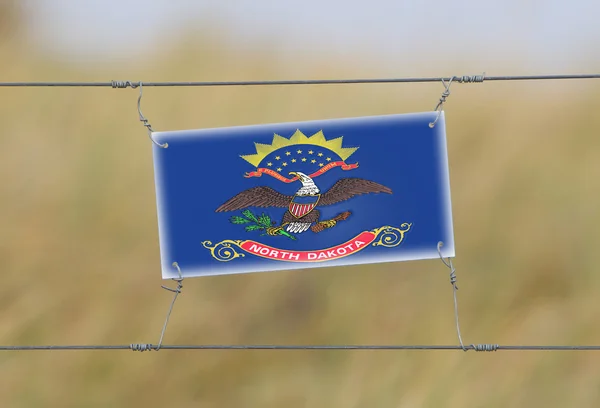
[{"left": 289, "top": 194, "right": 321, "bottom": 218}]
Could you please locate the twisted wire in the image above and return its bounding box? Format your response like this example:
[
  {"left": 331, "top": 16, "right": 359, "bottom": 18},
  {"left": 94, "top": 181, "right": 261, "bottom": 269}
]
[
  {"left": 472, "top": 344, "right": 499, "bottom": 352},
  {"left": 135, "top": 82, "right": 167, "bottom": 148},
  {"left": 436, "top": 242, "right": 502, "bottom": 353},
  {"left": 437, "top": 242, "right": 467, "bottom": 350},
  {"left": 455, "top": 73, "right": 486, "bottom": 83},
  {"left": 155, "top": 262, "right": 184, "bottom": 351},
  {"left": 130, "top": 344, "right": 154, "bottom": 352},
  {"left": 111, "top": 80, "right": 139, "bottom": 89},
  {"left": 429, "top": 77, "right": 455, "bottom": 128}
]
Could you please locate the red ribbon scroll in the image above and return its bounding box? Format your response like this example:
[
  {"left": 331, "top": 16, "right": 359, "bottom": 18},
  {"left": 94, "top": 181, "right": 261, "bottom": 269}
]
[
  {"left": 239, "top": 230, "right": 375, "bottom": 262},
  {"left": 244, "top": 161, "right": 359, "bottom": 182}
]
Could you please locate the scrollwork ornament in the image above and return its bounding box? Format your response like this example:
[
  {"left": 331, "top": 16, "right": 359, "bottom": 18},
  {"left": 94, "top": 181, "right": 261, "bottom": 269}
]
[
  {"left": 371, "top": 223, "right": 412, "bottom": 248},
  {"left": 201, "top": 240, "right": 245, "bottom": 262}
]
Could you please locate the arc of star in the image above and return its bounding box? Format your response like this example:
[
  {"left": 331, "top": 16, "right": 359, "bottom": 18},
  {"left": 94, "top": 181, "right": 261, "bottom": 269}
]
[
  {"left": 308, "top": 150, "right": 314, "bottom": 154},
  {"left": 267, "top": 162, "right": 273, "bottom": 166},
  {"left": 282, "top": 162, "right": 288, "bottom": 167},
  {"left": 326, "top": 157, "right": 332, "bottom": 161},
  {"left": 301, "top": 157, "right": 307, "bottom": 162},
  {"left": 291, "top": 158, "right": 297, "bottom": 163},
  {"left": 311, "top": 159, "right": 316, "bottom": 163},
  {"left": 277, "top": 167, "right": 282, "bottom": 172},
  {"left": 318, "top": 163, "right": 324, "bottom": 167},
  {"left": 317, "top": 152, "right": 323, "bottom": 157},
  {"left": 275, "top": 156, "right": 281, "bottom": 160},
  {"left": 239, "top": 130, "right": 359, "bottom": 167}
]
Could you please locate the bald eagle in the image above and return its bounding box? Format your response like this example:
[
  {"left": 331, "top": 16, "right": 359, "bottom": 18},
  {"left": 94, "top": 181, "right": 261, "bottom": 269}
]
[{"left": 216, "top": 172, "right": 392, "bottom": 235}]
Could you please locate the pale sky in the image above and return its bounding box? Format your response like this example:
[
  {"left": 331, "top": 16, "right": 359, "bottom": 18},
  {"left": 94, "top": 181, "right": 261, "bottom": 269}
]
[{"left": 23, "top": 0, "right": 600, "bottom": 71}]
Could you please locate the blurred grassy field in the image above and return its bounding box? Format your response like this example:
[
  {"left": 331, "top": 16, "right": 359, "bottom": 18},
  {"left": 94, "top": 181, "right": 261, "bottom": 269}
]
[{"left": 2, "top": 4, "right": 600, "bottom": 407}]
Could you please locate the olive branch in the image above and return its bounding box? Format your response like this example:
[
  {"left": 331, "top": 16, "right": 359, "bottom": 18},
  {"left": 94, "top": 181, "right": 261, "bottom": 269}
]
[{"left": 229, "top": 209, "right": 296, "bottom": 240}]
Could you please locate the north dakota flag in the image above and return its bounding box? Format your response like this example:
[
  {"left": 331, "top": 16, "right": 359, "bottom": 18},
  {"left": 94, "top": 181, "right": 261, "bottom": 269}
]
[{"left": 152, "top": 112, "right": 455, "bottom": 279}]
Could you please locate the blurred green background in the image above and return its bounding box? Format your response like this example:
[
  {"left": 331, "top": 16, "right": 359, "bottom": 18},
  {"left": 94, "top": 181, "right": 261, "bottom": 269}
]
[{"left": 2, "top": 1, "right": 600, "bottom": 407}]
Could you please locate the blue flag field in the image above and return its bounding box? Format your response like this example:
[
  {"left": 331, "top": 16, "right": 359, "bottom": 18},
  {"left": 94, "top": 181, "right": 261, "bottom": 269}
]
[{"left": 152, "top": 111, "right": 455, "bottom": 279}]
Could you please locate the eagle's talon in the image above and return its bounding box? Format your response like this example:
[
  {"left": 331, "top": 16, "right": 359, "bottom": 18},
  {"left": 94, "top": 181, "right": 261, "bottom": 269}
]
[
  {"left": 311, "top": 219, "right": 338, "bottom": 233},
  {"left": 323, "top": 220, "right": 337, "bottom": 228},
  {"left": 266, "top": 226, "right": 283, "bottom": 236}
]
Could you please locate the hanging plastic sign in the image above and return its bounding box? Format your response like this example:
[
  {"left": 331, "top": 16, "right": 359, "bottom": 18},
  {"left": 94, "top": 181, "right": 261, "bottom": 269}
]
[{"left": 152, "top": 112, "right": 455, "bottom": 279}]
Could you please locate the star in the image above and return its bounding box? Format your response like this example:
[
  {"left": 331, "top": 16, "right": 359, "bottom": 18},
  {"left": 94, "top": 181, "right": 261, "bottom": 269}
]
[
  {"left": 311, "top": 159, "right": 316, "bottom": 164},
  {"left": 285, "top": 151, "right": 291, "bottom": 156},
  {"left": 308, "top": 150, "right": 314, "bottom": 154},
  {"left": 291, "top": 158, "right": 297, "bottom": 163},
  {"left": 275, "top": 156, "right": 281, "bottom": 160},
  {"left": 326, "top": 157, "right": 332, "bottom": 161},
  {"left": 318, "top": 152, "right": 323, "bottom": 157},
  {"left": 267, "top": 162, "right": 273, "bottom": 167},
  {"left": 282, "top": 162, "right": 288, "bottom": 167},
  {"left": 301, "top": 158, "right": 307, "bottom": 162},
  {"left": 277, "top": 167, "right": 282, "bottom": 172},
  {"left": 318, "top": 163, "right": 324, "bottom": 167},
  {"left": 297, "top": 149, "right": 302, "bottom": 154}
]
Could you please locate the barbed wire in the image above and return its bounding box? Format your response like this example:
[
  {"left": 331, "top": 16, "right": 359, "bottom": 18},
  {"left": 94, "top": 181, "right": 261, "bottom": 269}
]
[{"left": 0, "top": 73, "right": 598, "bottom": 88}]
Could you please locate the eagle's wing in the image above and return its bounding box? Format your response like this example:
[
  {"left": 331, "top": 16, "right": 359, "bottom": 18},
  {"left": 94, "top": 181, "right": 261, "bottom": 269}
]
[
  {"left": 319, "top": 178, "right": 392, "bottom": 206},
  {"left": 216, "top": 186, "right": 292, "bottom": 212}
]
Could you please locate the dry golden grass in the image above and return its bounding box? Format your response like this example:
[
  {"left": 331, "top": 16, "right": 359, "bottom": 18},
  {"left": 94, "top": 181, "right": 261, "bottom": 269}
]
[{"left": 2, "top": 6, "right": 600, "bottom": 406}]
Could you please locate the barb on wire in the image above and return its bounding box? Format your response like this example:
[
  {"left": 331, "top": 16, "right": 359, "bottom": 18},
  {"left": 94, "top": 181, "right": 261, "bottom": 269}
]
[{"left": 1, "top": 73, "right": 599, "bottom": 87}]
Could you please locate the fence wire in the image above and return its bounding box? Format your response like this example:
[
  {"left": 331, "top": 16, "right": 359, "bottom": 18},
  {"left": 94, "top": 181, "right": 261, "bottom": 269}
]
[
  {"left": 1, "top": 344, "right": 600, "bottom": 352},
  {"left": 0, "top": 73, "right": 599, "bottom": 88}
]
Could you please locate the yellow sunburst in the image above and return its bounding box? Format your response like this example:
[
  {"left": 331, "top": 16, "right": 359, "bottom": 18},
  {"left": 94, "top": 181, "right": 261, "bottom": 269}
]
[{"left": 240, "top": 130, "right": 358, "bottom": 167}]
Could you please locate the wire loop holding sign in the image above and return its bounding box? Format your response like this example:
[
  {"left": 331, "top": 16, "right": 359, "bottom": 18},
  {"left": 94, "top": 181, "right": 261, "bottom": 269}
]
[
  {"left": 129, "top": 263, "right": 184, "bottom": 353},
  {"left": 136, "top": 82, "right": 168, "bottom": 148},
  {"left": 437, "top": 241, "right": 466, "bottom": 350},
  {"left": 429, "top": 78, "right": 453, "bottom": 128},
  {"left": 156, "top": 262, "right": 184, "bottom": 350},
  {"left": 428, "top": 73, "right": 484, "bottom": 128},
  {"left": 111, "top": 80, "right": 167, "bottom": 148},
  {"left": 437, "top": 242, "right": 499, "bottom": 353}
]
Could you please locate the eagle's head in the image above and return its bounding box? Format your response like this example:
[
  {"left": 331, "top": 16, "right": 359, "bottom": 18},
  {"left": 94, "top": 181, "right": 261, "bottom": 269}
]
[{"left": 289, "top": 172, "right": 320, "bottom": 196}]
